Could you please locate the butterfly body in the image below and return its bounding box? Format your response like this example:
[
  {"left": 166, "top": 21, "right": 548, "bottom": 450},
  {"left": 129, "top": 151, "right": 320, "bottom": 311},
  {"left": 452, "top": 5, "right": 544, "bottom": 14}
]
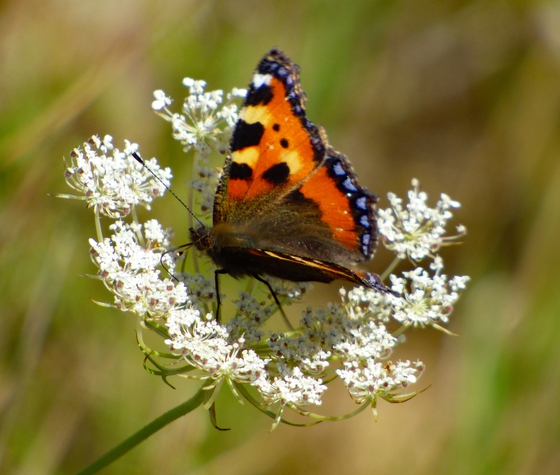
[{"left": 191, "top": 48, "right": 387, "bottom": 293}]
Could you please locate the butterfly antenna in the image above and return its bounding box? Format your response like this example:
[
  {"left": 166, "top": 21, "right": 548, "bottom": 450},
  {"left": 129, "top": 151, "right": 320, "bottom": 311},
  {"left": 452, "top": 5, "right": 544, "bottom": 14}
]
[
  {"left": 160, "top": 243, "right": 193, "bottom": 282},
  {"left": 132, "top": 152, "right": 206, "bottom": 229}
]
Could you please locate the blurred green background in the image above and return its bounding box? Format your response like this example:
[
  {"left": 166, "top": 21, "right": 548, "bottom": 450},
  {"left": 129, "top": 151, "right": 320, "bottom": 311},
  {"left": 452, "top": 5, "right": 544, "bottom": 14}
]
[{"left": 2, "top": 0, "right": 560, "bottom": 474}]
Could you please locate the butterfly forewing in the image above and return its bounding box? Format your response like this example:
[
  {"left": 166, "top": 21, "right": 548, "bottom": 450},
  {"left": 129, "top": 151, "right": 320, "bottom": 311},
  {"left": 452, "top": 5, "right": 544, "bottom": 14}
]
[{"left": 214, "top": 49, "right": 327, "bottom": 224}]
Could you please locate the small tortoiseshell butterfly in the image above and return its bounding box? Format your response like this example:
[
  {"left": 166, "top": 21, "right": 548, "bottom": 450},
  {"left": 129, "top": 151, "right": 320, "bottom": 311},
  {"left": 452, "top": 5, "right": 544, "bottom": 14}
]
[{"left": 190, "top": 48, "right": 388, "bottom": 305}]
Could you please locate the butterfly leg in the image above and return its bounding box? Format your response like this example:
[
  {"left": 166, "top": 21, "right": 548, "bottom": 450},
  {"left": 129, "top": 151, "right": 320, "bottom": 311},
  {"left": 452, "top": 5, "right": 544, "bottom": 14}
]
[
  {"left": 214, "top": 269, "right": 229, "bottom": 323},
  {"left": 252, "top": 274, "right": 294, "bottom": 330}
]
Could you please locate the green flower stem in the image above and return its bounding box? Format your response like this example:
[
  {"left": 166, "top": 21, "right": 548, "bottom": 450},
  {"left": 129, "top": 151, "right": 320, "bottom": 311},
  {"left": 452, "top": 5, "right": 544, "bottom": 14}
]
[
  {"left": 76, "top": 385, "right": 206, "bottom": 475},
  {"left": 94, "top": 207, "right": 103, "bottom": 242},
  {"left": 381, "top": 256, "right": 401, "bottom": 282}
]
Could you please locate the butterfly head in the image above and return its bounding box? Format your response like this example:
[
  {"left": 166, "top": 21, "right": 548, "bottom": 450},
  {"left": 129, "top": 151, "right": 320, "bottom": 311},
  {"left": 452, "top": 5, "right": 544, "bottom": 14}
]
[{"left": 190, "top": 225, "right": 214, "bottom": 254}]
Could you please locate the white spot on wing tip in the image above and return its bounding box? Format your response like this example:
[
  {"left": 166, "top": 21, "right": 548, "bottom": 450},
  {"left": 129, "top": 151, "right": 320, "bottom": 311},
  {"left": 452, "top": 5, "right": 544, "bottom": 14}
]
[{"left": 253, "top": 73, "right": 272, "bottom": 88}]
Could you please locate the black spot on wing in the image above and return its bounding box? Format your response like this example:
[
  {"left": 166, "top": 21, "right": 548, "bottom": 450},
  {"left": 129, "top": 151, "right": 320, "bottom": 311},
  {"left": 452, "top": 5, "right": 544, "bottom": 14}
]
[
  {"left": 280, "top": 138, "right": 289, "bottom": 148},
  {"left": 273, "top": 123, "right": 280, "bottom": 131},
  {"left": 230, "top": 120, "right": 265, "bottom": 152},
  {"left": 262, "top": 162, "right": 290, "bottom": 185},
  {"left": 230, "top": 162, "right": 253, "bottom": 180},
  {"left": 245, "top": 85, "right": 274, "bottom": 106},
  {"left": 286, "top": 189, "right": 321, "bottom": 212}
]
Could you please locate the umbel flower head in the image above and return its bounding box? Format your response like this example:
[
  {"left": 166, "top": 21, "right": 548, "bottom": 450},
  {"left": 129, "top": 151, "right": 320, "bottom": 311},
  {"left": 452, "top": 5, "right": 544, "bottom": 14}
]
[
  {"left": 61, "top": 135, "right": 172, "bottom": 220},
  {"left": 59, "top": 75, "right": 469, "bottom": 429},
  {"left": 378, "top": 179, "right": 466, "bottom": 261}
]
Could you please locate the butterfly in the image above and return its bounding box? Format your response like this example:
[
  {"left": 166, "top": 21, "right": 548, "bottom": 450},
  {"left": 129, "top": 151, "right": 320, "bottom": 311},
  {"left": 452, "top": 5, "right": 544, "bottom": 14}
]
[{"left": 190, "top": 48, "right": 389, "bottom": 314}]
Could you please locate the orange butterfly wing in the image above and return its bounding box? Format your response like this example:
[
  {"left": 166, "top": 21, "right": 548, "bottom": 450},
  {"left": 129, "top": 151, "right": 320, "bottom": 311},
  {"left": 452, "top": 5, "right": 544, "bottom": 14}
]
[
  {"left": 214, "top": 49, "right": 326, "bottom": 223},
  {"left": 192, "top": 48, "right": 384, "bottom": 291}
]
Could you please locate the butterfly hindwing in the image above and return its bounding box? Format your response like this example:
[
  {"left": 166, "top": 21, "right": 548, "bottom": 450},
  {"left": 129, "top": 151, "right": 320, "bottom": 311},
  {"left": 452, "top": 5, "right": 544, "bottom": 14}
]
[{"left": 296, "top": 148, "right": 378, "bottom": 262}]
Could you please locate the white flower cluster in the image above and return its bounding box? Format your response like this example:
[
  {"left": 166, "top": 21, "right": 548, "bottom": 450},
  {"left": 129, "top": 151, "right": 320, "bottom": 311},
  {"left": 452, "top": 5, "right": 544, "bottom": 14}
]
[
  {"left": 338, "top": 359, "right": 424, "bottom": 406},
  {"left": 61, "top": 75, "right": 469, "bottom": 427},
  {"left": 165, "top": 307, "right": 327, "bottom": 422},
  {"left": 388, "top": 268, "right": 470, "bottom": 328},
  {"left": 152, "top": 78, "right": 246, "bottom": 158},
  {"left": 166, "top": 313, "right": 267, "bottom": 386},
  {"left": 63, "top": 135, "right": 172, "bottom": 219},
  {"left": 90, "top": 220, "right": 185, "bottom": 317},
  {"left": 378, "top": 178, "right": 465, "bottom": 260}
]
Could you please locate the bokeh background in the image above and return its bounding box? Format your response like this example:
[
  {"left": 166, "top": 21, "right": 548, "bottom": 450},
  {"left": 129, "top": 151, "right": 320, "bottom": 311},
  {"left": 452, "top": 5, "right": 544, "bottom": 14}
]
[{"left": 2, "top": 0, "right": 560, "bottom": 474}]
